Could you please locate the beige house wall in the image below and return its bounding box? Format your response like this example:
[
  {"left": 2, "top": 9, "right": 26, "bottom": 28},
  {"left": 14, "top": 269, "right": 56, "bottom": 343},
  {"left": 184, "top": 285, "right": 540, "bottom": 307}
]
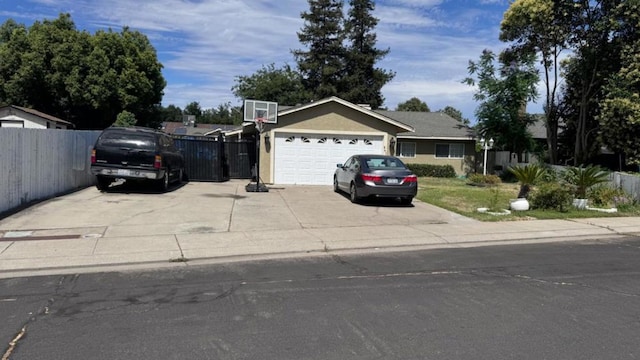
[
  {"left": 259, "top": 102, "right": 403, "bottom": 183},
  {"left": 397, "top": 139, "right": 476, "bottom": 176}
]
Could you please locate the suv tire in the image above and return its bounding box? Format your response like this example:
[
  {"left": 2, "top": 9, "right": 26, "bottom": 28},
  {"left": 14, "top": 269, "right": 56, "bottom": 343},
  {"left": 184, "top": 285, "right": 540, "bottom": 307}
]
[
  {"left": 158, "top": 170, "right": 169, "bottom": 192},
  {"left": 96, "top": 176, "right": 111, "bottom": 192}
]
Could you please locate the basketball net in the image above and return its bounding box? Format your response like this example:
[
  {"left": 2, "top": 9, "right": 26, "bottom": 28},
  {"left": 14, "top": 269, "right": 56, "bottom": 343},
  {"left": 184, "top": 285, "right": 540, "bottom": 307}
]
[{"left": 255, "top": 117, "right": 266, "bottom": 133}]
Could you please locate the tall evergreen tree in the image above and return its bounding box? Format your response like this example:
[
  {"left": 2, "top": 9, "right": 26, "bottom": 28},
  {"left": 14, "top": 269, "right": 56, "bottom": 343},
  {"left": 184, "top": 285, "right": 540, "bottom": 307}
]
[
  {"left": 293, "top": 0, "right": 345, "bottom": 100},
  {"left": 341, "top": 0, "right": 394, "bottom": 109}
]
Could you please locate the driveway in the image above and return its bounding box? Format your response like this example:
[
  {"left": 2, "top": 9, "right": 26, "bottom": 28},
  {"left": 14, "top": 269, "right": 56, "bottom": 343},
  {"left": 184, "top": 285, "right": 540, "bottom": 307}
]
[{"left": 0, "top": 180, "right": 468, "bottom": 237}]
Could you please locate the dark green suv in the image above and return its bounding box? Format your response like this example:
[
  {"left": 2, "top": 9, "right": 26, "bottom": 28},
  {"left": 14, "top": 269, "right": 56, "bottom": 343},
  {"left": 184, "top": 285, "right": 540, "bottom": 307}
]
[{"left": 90, "top": 126, "right": 185, "bottom": 191}]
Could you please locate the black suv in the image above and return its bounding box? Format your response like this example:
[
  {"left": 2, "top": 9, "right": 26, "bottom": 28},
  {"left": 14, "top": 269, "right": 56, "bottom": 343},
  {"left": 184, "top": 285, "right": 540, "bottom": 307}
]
[{"left": 91, "top": 126, "right": 185, "bottom": 191}]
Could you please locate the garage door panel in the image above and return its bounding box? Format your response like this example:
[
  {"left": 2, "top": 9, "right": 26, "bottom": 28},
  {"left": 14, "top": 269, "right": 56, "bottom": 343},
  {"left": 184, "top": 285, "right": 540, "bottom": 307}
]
[{"left": 274, "top": 133, "right": 384, "bottom": 185}]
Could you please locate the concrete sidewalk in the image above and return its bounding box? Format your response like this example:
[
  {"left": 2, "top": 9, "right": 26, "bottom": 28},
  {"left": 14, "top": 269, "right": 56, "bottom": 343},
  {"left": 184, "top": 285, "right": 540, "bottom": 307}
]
[{"left": 1, "top": 181, "right": 640, "bottom": 278}]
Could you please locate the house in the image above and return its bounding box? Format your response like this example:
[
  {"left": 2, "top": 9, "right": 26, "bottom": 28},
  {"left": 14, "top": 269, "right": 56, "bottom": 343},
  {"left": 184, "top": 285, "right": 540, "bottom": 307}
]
[
  {"left": 0, "top": 105, "right": 73, "bottom": 129},
  {"left": 254, "top": 96, "right": 475, "bottom": 185},
  {"left": 377, "top": 110, "right": 475, "bottom": 175}
]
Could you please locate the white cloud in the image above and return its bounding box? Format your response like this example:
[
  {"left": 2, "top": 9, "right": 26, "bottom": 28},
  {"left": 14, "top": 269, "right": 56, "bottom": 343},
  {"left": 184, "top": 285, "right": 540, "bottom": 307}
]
[{"left": 4, "top": 0, "right": 524, "bottom": 122}]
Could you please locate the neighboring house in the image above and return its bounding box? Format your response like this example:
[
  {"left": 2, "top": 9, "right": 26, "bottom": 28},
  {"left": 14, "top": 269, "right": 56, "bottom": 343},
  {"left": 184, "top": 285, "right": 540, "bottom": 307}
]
[
  {"left": 377, "top": 110, "right": 475, "bottom": 176},
  {"left": 0, "top": 105, "right": 73, "bottom": 129}
]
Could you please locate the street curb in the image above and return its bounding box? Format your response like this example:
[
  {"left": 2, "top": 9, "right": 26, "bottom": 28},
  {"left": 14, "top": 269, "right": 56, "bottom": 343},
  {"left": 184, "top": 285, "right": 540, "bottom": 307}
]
[{"left": 0, "top": 233, "right": 631, "bottom": 279}]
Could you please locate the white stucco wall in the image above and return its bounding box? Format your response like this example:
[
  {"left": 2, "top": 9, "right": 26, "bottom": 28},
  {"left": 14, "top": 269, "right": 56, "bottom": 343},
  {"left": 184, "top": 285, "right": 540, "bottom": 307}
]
[{"left": 0, "top": 113, "right": 68, "bottom": 129}]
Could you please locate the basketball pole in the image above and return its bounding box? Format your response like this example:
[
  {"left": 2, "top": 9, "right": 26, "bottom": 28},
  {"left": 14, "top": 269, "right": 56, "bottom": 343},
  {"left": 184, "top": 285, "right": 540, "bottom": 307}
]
[{"left": 245, "top": 119, "right": 269, "bottom": 193}]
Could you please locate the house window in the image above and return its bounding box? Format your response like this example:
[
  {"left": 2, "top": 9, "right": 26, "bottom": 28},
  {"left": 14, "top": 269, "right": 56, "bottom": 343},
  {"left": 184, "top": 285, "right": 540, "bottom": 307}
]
[
  {"left": 333, "top": 138, "right": 342, "bottom": 144},
  {"left": 349, "top": 139, "right": 358, "bottom": 145},
  {"left": 397, "top": 142, "right": 416, "bottom": 158},
  {"left": 318, "top": 137, "right": 327, "bottom": 144},
  {"left": 285, "top": 136, "right": 295, "bottom": 142},
  {"left": 363, "top": 139, "right": 372, "bottom": 145},
  {"left": 301, "top": 136, "right": 310, "bottom": 143},
  {"left": 435, "top": 143, "right": 464, "bottom": 159}
]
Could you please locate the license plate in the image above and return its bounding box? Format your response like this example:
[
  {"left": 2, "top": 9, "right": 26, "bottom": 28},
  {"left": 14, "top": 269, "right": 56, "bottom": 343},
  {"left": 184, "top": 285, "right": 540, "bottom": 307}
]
[
  {"left": 117, "top": 169, "right": 131, "bottom": 176},
  {"left": 386, "top": 178, "right": 398, "bottom": 184}
]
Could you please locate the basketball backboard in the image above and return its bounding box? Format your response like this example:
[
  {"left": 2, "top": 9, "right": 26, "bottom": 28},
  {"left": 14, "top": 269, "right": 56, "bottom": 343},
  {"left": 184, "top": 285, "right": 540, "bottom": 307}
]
[{"left": 243, "top": 99, "right": 278, "bottom": 124}]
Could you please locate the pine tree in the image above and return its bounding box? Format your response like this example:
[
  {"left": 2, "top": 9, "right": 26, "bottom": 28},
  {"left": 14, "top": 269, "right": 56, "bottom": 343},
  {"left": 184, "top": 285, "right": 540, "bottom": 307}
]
[
  {"left": 293, "top": 0, "right": 345, "bottom": 100},
  {"left": 341, "top": 0, "right": 394, "bottom": 109}
]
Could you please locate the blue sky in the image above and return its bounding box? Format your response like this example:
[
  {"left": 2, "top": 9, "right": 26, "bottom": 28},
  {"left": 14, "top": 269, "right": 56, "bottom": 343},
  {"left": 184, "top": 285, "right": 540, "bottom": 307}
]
[{"left": 0, "top": 0, "right": 541, "bottom": 122}]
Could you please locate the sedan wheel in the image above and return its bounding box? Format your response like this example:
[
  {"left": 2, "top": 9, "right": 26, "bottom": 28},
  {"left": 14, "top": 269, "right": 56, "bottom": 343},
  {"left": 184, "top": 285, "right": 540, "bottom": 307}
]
[
  {"left": 333, "top": 177, "right": 339, "bottom": 193},
  {"left": 349, "top": 183, "right": 359, "bottom": 204},
  {"left": 400, "top": 196, "right": 413, "bottom": 205}
]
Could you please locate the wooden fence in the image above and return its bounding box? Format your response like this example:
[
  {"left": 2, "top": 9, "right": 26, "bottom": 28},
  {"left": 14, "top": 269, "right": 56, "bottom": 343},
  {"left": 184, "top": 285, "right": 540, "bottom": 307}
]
[{"left": 0, "top": 128, "right": 101, "bottom": 216}]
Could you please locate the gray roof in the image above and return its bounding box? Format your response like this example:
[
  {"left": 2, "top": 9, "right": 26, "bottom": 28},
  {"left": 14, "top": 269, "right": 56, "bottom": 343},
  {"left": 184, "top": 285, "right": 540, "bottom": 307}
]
[
  {"left": 376, "top": 110, "right": 475, "bottom": 139},
  {"left": 1, "top": 105, "right": 73, "bottom": 127}
]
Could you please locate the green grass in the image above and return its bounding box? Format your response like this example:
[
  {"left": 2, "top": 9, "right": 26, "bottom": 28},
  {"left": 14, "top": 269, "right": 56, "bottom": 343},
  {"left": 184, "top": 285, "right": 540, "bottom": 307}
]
[{"left": 416, "top": 177, "right": 640, "bottom": 221}]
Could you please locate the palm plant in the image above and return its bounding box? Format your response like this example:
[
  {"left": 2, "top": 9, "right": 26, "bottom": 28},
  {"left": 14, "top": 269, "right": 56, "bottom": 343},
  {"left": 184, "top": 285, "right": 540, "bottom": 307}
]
[
  {"left": 565, "top": 165, "right": 610, "bottom": 199},
  {"left": 508, "top": 164, "right": 546, "bottom": 198}
]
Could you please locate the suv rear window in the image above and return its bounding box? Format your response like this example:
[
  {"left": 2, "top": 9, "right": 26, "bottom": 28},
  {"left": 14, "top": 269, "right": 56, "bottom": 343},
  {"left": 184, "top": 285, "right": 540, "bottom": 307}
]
[{"left": 98, "top": 131, "right": 156, "bottom": 150}]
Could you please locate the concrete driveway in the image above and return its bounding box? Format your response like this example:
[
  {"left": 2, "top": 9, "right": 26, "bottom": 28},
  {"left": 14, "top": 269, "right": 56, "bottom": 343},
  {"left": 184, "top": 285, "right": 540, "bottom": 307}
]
[{"left": 0, "top": 179, "right": 466, "bottom": 236}]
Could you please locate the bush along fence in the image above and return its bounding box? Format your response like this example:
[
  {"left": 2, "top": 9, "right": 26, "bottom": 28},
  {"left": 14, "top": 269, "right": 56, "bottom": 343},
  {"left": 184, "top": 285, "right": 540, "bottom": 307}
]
[{"left": 406, "top": 164, "right": 457, "bottom": 178}]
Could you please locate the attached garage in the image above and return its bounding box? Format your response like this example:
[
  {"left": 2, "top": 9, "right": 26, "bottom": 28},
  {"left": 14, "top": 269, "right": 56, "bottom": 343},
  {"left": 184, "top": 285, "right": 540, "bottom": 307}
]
[
  {"left": 273, "top": 132, "right": 384, "bottom": 185},
  {"left": 255, "top": 97, "right": 414, "bottom": 185}
]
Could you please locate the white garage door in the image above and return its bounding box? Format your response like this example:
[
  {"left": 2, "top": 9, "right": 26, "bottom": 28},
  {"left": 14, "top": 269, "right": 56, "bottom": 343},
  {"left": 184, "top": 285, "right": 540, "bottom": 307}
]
[{"left": 274, "top": 133, "right": 384, "bottom": 185}]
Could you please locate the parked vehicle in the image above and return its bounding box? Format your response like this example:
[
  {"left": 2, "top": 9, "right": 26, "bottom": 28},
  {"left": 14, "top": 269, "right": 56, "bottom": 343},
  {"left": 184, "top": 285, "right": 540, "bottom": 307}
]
[
  {"left": 90, "top": 126, "right": 185, "bottom": 191},
  {"left": 334, "top": 155, "right": 418, "bottom": 205}
]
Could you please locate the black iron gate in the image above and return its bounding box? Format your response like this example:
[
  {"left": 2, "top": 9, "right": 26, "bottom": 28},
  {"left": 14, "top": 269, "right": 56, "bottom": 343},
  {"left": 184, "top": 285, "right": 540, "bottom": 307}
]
[
  {"left": 225, "top": 139, "right": 255, "bottom": 179},
  {"left": 172, "top": 135, "right": 255, "bottom": 181}
]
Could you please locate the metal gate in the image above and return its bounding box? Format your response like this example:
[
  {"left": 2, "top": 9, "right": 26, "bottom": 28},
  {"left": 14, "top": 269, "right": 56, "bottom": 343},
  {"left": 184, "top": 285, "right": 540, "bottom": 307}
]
[
  {"left": 225, "top": 139, "right": 255, "bottom": 179},
  {"left": 172, "top": 135, "right": 255, "bottom": 181},
  {"left": 173, "top": 135, "right": 227, "bottom": 182}
]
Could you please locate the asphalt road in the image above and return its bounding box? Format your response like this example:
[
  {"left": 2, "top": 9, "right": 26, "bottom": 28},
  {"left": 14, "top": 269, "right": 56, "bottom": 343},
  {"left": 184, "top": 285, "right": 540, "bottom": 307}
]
[{"left": 2, "top": 237, "right": 640, "bottom": 360}]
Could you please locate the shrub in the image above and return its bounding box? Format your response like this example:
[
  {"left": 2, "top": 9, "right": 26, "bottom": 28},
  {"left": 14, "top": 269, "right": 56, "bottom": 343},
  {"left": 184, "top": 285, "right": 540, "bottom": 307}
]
[
  {"left": 530, "top": 182, "right": 573, "bottom": 212},
  {"left": 613, "top": 194, "right": 638, "bottom": 212},
  {"left": 406, "top": 164, "right": 456, "bottom": 178},
  {"left": 499, "top": 170, "right": 517, "bottom": 183},
  {"left": 508, "top": 164, "right": 547, "bottom": 198},
  {"left": 467, "top": 173, "right": 502, "bottom": 185},
  {"left": 588, "top": 185, "right": 627, "bottom": 208},
  {"left": 565, "top": 165, "right": 610, "bottom": 198}
]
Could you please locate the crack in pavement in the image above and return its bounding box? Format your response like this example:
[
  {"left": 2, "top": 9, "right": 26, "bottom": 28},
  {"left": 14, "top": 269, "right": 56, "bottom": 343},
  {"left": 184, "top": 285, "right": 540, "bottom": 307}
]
[
  {"left": 1, "top": 274, "right": 77, "bottom": 359},
  {"left": 479, "top": 268, "right": 640, "bottom": 298}
]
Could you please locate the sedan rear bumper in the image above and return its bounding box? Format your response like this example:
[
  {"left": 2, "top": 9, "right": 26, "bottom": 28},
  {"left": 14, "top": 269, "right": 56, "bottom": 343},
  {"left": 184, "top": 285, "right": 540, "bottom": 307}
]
[{"left": 356, "top": 183, "right": 417, "bottom": 198}]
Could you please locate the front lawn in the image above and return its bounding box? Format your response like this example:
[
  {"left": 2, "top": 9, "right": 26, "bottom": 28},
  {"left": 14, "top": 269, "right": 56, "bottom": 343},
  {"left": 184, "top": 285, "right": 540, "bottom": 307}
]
[{"left": 416, "top": 177, "right": 640, "bottom": 221}]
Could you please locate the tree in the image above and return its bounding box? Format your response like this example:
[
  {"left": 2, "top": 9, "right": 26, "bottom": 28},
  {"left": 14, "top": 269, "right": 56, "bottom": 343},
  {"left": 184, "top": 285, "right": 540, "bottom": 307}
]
[
  {"left": 114, "top": 110, "right": 137, "bottom": 127},
  {"left": 500, "top": 0, "right": 572, "bottom": 165},
  {"left": 293, "top": 0, "right": 345, "bottom": 100},
  {"left": 0, "top": 14, "right": 165, "bottom": 129},
  {"left": 464, "top": 50, "right": 540, "bottom": 159},
  {"left": 598, "top": 42, "right": 640, "bottom": 164},
  {"left": 340, "top": 0, "right": 394, "bottom": 109},
  {"left": 184, "top": 101, "right": 202, "bottom": 122},
  {"left": 438, "top": 106, "right": 469, "bottom": 125},
  {"left": 396, "top": 97, "right": 430, "bottom": 112},
  {"left": 557, "top": 0, "right": 626, "bottom": 165},
  {"left": 232, "top": 63, "right": 311, "bottom": 105},
  {"left": 159, "top": 104, "right": 183, "bottom": 123}
]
